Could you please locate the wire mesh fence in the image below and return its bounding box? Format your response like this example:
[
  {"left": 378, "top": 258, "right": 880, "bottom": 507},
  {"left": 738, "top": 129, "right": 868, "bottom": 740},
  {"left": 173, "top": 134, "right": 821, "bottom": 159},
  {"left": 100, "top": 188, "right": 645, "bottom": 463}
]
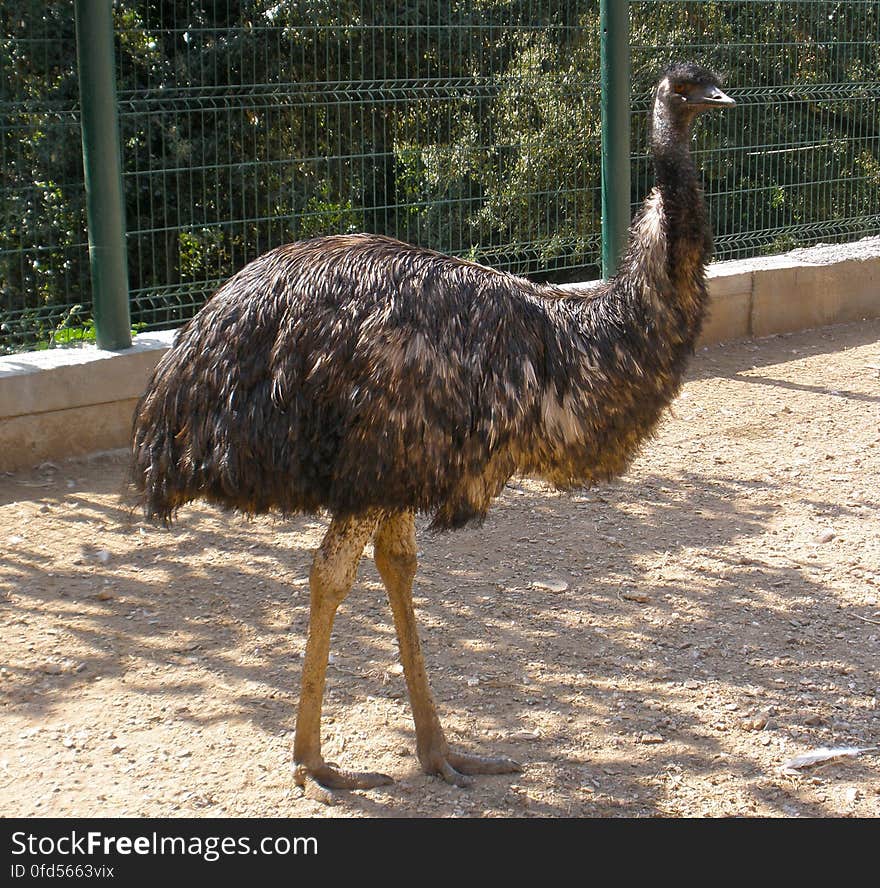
[
  {"left": 630, "top": 0, "right": 880, "bottom": 259},
  {"left": 1, "top": 6, "right": 92, "bottom": 351},
  {"left": 114, "top": 1, "right": 600, "bottom": 335},
  {"left": 1, "top": 1, "right": 878, "bottom": 353}
]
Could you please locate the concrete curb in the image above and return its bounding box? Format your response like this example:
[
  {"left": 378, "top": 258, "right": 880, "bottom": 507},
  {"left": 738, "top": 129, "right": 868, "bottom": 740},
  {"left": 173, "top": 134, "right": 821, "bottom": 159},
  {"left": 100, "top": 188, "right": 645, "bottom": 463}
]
[
  {"left": 2, "top": 240, "right": 878, "bottom": 472},
  {"left": 703, "top": 241, "right": 880, "bottom": 342},
  {"left": 1, "top": 331, "right": 176, "bottom": 472}
]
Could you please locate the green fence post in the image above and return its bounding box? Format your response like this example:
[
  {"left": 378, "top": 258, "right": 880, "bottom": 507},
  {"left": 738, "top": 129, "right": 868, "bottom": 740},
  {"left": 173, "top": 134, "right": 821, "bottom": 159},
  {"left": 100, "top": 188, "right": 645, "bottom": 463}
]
[
  {"left": 600, "top": 0, "right": 631, "bottom": 279},
  {"left": 74, "top": 0, "right": 131, "bottom": 350}
]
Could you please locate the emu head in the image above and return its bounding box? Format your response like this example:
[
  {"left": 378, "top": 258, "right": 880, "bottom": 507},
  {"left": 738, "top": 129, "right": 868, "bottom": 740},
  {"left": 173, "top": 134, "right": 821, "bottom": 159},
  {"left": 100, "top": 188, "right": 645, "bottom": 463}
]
[{"left": 652, "top": 62, "right": 735, "bottom": 140}]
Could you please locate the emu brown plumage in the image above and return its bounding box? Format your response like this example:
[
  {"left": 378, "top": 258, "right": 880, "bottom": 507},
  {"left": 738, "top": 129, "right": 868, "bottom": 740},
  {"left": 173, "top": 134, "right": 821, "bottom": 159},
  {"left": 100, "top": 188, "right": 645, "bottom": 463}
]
[{"left": 131, "top": 63, "right": 734, "bottom": 802}]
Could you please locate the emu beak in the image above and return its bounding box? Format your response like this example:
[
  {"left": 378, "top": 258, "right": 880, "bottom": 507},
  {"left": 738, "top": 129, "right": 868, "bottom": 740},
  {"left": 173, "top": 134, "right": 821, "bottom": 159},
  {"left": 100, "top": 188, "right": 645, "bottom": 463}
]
[{"left": 692, "top": 85, "right": 735, "bottom": 108}]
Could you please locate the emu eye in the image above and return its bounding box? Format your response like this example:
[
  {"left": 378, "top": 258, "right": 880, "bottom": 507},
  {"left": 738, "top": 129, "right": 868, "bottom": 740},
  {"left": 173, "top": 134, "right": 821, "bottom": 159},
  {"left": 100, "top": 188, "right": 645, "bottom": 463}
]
[{"left": 672, "top": 83, "right": 689, "bottom": 96}]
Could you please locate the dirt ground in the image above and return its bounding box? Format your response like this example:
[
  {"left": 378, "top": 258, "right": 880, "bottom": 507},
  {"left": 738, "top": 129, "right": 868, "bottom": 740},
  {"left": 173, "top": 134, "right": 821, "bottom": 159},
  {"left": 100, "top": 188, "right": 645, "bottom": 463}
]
[{"left": 1, "top": 319, "right": 878, "bottom": 819}]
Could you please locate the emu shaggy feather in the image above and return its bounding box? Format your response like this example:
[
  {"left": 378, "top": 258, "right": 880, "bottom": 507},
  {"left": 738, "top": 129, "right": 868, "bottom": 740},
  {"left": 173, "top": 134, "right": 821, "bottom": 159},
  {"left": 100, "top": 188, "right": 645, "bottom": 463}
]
[{"left": 132, "top": 194, "right": 704, "bottom": 530}]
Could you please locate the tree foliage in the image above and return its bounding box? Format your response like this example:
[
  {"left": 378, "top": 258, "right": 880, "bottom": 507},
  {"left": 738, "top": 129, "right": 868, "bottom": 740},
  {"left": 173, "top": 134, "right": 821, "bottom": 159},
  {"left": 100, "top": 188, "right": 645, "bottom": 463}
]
[{"left": 1, "top": 1, "right": 877, "bottom": 351}]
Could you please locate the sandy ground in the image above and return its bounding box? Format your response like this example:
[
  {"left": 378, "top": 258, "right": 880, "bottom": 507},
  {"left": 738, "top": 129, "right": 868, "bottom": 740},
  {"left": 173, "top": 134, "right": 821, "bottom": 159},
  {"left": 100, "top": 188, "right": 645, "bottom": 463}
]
[{"left": 1, "top": 319, "right": 879, "bottom": 819}]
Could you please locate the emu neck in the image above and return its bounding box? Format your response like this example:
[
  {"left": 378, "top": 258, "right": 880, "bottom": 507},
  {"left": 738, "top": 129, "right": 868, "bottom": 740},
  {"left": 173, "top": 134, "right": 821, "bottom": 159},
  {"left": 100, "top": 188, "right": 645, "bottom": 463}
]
[
  {"left": 574, "top": 101, "right": 717, "bottom": 376},
  {"left": 649, "top": 108, "right": 711, "bottom": 272}
]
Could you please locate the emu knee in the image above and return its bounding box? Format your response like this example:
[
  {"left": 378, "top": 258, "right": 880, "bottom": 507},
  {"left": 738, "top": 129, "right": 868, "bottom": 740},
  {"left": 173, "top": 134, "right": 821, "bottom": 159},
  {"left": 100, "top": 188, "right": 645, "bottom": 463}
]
[{"left": 374, "top": 545, "right": 417, "bottom": 591}]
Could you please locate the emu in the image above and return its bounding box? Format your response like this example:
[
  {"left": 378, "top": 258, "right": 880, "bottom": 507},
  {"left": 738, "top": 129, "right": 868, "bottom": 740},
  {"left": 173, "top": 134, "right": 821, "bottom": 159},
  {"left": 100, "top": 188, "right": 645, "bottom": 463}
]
[{"left": 131, "top": 63, "right": 735, "bottom": 802}]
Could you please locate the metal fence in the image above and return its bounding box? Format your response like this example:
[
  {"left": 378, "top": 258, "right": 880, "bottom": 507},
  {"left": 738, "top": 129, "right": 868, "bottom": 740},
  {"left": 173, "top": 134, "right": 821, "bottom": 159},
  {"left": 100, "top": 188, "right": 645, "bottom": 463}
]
[
  {"left": 114, "top": 1, "right": 603, "bottom": 338},
  {"left": 629, "top": 1, "right": 880, "bottom": 259},
  {"left": 1, "top": 1, "right": 878, "bottom": 354},
  {"left": 1, "top": 6, "right": 92, "bottom": 351}
]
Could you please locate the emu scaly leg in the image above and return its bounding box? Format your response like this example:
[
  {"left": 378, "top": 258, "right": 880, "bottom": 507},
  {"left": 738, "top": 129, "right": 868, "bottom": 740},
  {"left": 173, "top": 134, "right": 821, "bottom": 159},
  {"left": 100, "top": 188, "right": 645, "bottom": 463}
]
[
  {"left": 293, "top": 512, "right": 392, "bottom": 804},
  {"left": 374, "top": 511, "right": 521, "bottom": 786}
]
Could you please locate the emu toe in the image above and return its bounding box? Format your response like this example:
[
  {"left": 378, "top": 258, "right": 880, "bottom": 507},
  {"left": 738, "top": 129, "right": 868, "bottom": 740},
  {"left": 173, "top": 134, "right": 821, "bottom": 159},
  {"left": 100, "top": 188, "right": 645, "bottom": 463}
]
[
  {"left": 424, "top": 750, "right": 522, "bottom": 787},
  {"left": 293, "top": 762, "right": 394, "bottom": 806}
]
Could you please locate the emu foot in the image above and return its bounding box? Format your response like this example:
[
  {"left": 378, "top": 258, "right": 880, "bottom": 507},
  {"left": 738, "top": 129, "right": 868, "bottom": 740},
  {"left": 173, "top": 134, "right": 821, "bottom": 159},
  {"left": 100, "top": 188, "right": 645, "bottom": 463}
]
[
  {"left": 423, "top": 750, "right": 522, "bottom": 788},
  {"left": 293, "top": 761, "right": 393, "bottom": 806}
]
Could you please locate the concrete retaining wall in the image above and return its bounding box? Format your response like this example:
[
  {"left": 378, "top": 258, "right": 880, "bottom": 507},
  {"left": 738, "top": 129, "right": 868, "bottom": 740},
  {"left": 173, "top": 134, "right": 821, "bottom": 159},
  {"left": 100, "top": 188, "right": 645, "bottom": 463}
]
[
  {"left": 0, "top": 330, "right": 176, "bottom": 472},
  {"left": 703, "top": 238, "right": 880, "bottom": 342},
  {"left": 2, "top": 238, "right": 878, "bottom": 472}
]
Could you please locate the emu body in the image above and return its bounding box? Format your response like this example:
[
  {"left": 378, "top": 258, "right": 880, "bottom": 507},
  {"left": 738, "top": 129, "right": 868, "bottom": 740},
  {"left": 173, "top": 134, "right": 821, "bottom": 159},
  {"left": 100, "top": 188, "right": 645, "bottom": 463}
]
[
  {"left": 131, "top": 63, "right": 734, "bottom": 801},
  {"left": 137, "top": 231, "right": 689, "bottom": 529}
]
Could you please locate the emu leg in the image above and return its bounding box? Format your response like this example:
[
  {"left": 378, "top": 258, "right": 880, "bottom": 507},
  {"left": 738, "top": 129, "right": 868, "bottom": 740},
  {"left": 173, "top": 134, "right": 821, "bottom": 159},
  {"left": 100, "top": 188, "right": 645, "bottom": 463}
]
[
  {"left": 374, "top": 511, "right": 521, "bottom": 787},
  {"left": 293, "top": 512, "right": 392, "bottom": 804}
]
